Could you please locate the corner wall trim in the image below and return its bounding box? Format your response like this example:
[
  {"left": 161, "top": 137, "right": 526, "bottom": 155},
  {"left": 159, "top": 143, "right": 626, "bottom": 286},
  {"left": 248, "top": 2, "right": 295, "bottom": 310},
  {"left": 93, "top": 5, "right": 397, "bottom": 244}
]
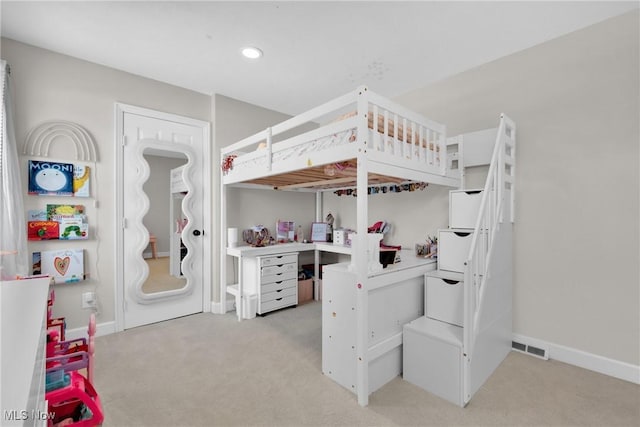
[
  {"left": 211, "top": 297, "right": 235, "bottom": 314},
  {"left": 513, "top": 333, "right": 640, "bottom": 385}
]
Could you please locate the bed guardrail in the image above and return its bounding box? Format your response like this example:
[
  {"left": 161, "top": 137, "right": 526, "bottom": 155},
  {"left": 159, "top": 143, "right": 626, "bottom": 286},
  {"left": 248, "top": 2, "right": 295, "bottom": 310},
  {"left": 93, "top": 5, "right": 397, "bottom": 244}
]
[{"left": 221, "top": 86, "right": 450, "bottom": 182}]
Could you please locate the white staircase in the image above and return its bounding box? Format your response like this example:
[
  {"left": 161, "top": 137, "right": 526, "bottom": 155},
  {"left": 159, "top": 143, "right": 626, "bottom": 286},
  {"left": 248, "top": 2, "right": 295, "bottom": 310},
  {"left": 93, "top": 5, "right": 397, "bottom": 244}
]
[{"left": 403, "top": 114, "right": 516, "bottom": 406}]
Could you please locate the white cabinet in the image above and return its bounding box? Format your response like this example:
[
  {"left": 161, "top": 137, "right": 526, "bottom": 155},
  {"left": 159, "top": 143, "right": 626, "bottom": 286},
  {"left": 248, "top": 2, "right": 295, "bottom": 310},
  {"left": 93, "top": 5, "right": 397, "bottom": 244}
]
[
  {"left": 322, "top": 254, "right": 435, "bottom": 396},
  {"left": 242, "top": 252, "right": 298, "bottom": 315},
  {"left": 1, "top": 277, "right": 51, "bottom": 426},
  {"left": 425, "top": 274, "right": 464, "bottom": 327},
  {"left": 403, "top": 316, "right": 463, "bottom": 406},
  {"left": 438, "top": 229, "right": 474, "bottom": 273},
  {"left": 449, "top": 189, "right": 482, "bottom": 229}
]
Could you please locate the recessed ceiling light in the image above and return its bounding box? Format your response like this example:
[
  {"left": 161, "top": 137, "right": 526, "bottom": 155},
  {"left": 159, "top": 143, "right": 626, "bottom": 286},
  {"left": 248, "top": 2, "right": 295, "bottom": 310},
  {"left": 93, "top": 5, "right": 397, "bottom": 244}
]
[{"left": 241, "top": 46, "right": 263, "bottom": 59}]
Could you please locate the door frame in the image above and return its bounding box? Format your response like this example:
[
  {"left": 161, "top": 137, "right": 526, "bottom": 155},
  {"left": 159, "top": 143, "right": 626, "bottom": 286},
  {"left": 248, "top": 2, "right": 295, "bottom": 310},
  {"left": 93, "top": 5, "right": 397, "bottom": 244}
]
[{"left": 114, "top": 103, "right": 211, "bottom": 332}]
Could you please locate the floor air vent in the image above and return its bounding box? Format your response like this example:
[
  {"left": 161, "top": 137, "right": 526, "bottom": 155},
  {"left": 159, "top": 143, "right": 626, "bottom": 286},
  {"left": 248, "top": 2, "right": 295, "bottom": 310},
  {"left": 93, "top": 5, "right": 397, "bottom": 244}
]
[{"left": 512, "top": 340, "right": 549, "bottom": 360}]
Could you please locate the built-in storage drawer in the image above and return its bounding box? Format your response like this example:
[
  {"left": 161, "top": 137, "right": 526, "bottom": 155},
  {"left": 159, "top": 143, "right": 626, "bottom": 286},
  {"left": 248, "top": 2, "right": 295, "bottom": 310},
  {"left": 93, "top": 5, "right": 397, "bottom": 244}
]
[
  {"left": 262, "top": 285, "right": 297, "bottom": 303},
  {"left": 438, "top": 229, "right": 474, "bottom": 273},
  {"left": 260, "top": 294, "right": 297, "bottom": 313},
  {"left": 261, "top": 277, "right": 297, "bottom": 294},
  {"left": 449, "top": 189, "right": 482, "bottom": 229},
  {"left": 403, "top": 316, "right": 463, "bottom": 407},
  {"left": 426, "top": 275, "right": 464, "bottom": 327},
  {"left": 261, "top": 262, "right": 297, "bottom": 277},
  {"left": 260, "top": 253, "right": 297, "bottom": 267},
  {"left": 262, "top": 278, "right": 297, "bottom": 294}
]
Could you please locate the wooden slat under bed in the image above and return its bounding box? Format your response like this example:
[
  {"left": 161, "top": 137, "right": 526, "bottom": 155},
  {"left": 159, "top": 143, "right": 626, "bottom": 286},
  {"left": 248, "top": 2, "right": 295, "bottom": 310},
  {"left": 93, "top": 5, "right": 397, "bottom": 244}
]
[{"left": 240, "top": 159, "right": 407, "bottom": 191}]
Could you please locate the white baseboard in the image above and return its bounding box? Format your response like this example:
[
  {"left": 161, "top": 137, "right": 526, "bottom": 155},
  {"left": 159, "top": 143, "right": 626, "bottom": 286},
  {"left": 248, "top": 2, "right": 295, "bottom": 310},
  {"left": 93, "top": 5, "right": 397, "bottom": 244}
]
[
  {"left": 513, "top": 333, "right": 639, "bottom": 385},
  {"left": 65, "top": 320, "right": 116, "bottom": 340},
  {"left": 143, "top": 251, "right": 170, "bottom": 259},
  {"left": 211, "top": 296, "right": 236, "bottom": 314}
]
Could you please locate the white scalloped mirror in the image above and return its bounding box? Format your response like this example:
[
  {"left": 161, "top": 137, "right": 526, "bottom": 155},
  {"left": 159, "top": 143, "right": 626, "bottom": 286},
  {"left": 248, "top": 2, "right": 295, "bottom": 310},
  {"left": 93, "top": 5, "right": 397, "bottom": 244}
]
[{"left": 141, "top": 149, "right": 189, "bottom": 294}]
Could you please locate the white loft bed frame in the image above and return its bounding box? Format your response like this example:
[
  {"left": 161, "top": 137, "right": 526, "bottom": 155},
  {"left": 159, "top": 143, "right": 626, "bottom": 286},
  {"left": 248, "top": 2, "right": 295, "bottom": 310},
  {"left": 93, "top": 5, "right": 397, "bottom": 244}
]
[{"left": 219, "top": 86, "right": 514, "bottom": 407}]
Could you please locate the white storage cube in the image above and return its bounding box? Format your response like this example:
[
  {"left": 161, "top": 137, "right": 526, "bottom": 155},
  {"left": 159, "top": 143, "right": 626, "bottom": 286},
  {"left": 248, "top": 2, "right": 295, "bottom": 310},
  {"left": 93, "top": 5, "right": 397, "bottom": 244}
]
[
  {"left": 438, "top": 229, "right": 474, "bottom": 273},
  {"left": 426, "top": 275, "right": 464, "bottom": 327},
  {"left": 403, "top": 316, "right": 463, "bottom": 406},
  {"left": 449, "top": 189, "right": 482, "bottom": 229}
]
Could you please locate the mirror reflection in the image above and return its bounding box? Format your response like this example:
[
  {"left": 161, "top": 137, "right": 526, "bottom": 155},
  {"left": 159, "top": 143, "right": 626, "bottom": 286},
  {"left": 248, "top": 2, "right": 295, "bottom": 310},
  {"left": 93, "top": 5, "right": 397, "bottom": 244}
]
[{"left": 141, "top": 150, "right": 189, "bottom": 294}]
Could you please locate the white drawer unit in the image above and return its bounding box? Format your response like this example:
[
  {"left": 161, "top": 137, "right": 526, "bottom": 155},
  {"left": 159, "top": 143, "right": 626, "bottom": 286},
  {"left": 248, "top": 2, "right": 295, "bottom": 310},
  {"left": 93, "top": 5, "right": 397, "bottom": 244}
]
[
  {"left": 425, "top": 274, "right": 464, "bottom": 327},
  {"left": 242, "top": 252, "right": 299, "bottom": 315},
  {"left": 438, "top": 229, "right": 474, "bottom": 273},
  {"left": 449, "top": 189, "right": 483, "bottom": 229}
]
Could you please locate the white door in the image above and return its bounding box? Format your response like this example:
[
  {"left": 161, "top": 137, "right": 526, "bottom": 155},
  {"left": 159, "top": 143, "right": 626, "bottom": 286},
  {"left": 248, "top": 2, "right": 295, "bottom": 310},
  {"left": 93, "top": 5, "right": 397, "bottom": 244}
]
[{"left": 116, "top": 104, "right": 210, "bottom": 330}]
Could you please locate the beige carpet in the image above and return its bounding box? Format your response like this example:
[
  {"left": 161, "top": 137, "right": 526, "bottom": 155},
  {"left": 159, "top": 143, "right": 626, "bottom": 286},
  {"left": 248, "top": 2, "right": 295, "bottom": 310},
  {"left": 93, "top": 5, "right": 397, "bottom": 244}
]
[
  {"left": 95, "top": 302, "right": 640, "bottom": 426},
  {"left": 141, "top": 257, "right": 186, "bottom": 294}
]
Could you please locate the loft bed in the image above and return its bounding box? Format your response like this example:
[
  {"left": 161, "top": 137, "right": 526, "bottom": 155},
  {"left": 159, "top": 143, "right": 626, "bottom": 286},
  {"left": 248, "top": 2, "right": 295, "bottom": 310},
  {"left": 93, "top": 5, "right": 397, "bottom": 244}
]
[
  {"left": 221, "top": 86, "right": 460, "bottom": 191},
  {"left": 219, "top": 86, "right": 466, "bottom": 407}
]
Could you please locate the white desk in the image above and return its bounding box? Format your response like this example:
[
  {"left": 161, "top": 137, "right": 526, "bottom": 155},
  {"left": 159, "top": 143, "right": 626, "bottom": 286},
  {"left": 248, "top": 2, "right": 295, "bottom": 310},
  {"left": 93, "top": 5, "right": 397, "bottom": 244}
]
[{"left": 226, "top": 242, "right": 352, "bottom": 320}]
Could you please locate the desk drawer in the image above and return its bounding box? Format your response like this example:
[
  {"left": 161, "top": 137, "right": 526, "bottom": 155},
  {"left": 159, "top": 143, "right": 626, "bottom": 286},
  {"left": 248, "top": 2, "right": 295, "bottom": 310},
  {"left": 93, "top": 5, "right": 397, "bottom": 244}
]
[
  {"left": 260, "top": 294, "right": 297, "bottom": 313},
  {"left": 260, "top": 253, "right": 297, "bottom": 267},
  {"left": 262, "top": 262, "right": 297, "bottom": 277},
  {"left": 261, "top": 270, "right": 298, "bottom": 285},
  {"left": 262, "top": 278, "right": 297, "bottom": 294},
  {"left": 262, "top": 285, "right": 297, "bottom": 303}
]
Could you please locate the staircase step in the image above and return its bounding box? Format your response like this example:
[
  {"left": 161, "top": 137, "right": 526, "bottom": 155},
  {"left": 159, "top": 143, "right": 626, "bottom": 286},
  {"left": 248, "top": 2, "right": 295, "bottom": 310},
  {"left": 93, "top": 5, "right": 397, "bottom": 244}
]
[
  {"left": 405, "top": 316, "right": 462, "bottom": 348},
  {"left": 425, "top": 270, "right": 464, "bottom": 282}
]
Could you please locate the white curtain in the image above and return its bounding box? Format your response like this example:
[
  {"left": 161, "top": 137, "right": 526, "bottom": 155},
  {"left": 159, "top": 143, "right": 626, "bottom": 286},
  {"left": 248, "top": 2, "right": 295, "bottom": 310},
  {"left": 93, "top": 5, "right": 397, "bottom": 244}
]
[{"left": 0, "top": 59, "right": 28, "bottom": 279}]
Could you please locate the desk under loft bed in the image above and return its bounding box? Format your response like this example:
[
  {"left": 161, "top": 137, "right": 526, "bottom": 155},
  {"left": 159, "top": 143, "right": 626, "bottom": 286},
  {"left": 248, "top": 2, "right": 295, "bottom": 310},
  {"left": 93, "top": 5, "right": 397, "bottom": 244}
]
[{"left": 219, "top": 86, "right": 516, "bottom": 407}]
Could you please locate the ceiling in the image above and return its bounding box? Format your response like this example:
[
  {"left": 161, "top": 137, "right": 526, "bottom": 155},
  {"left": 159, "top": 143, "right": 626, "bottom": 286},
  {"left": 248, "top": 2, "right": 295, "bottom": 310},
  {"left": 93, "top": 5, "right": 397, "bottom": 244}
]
[{"left": 1, "top": 1, "right": 637, "bottom": 115}]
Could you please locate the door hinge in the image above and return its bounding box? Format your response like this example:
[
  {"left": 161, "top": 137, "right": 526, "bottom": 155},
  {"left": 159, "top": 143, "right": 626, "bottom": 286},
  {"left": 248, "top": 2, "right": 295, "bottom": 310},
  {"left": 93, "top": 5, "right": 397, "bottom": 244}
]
[
  {"left": 121, "top": 135, "right": 127, "bottom": 146},
  {"left": 122, "top": 218, "right": 127, "bottom": 229}
]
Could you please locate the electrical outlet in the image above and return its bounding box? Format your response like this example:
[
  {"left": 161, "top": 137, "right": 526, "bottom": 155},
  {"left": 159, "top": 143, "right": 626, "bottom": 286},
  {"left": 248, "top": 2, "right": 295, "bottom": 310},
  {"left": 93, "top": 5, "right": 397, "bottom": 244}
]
[{"left": 82, "top": 292, "right": 96, "bottom": 309}]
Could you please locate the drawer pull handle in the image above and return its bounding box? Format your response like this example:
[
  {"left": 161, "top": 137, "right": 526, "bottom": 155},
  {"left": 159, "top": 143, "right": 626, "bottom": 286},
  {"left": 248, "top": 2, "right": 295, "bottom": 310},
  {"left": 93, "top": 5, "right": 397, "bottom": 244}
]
[
  {"left": 276, "top": 289, "right": 283, "bottom": 293},
  {"left": 275, "top": 297, "right": 283, "bottom": 301},
  {"left": 443, "top": 279, "right": 460, "bottom": 285},
  {"left": 453, "top": 232, "right": 471, "bottom": 237},
  {"left": 464, "top": 190, "right": 481, "bottom": 195},
  {"left": 275, "top": 280, "right": 283, "bottom": 284},
  {"left": 277, "top": 264, "right": 283, "bottom": 267},
  {"left": 276, "top": 256, "right": 283, "bottom": 259}
]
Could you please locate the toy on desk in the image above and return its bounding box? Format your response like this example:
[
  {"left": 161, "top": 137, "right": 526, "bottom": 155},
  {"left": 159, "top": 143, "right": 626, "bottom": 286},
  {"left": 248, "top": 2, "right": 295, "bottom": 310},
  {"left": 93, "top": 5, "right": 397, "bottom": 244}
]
[
  {"left": 325, "top": 213, "right": 335, "bottom": 242},
  {"left": 243, "top": 226, "right": 272, "bottom": 247}
]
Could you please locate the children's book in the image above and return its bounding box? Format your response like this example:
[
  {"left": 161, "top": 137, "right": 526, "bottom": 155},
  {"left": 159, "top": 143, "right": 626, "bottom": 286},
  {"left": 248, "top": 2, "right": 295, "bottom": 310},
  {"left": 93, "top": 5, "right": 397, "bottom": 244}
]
[
  {"left": 27, "top": 209, "right": 48, "bottom": 221},
  {"left": 73, "top": 165, "right": 91, "bottom": 197},
  {"left": 32, "top": 252, "right": 41, "bottom": 275},
  {"left": 38, "top": 249, "right": 85, "bottom": 284},
  {"left": 58, "top": 218, "right": 89, "bottom": 240},
  {"left": 27, "top": 221, "right": 60, "bottom": 240},
  {"left": 47, "top": 204, "right": 85, "bottom": 221},
  {"left": 28, "top": 160, "right": 74, "bottom": 196}
]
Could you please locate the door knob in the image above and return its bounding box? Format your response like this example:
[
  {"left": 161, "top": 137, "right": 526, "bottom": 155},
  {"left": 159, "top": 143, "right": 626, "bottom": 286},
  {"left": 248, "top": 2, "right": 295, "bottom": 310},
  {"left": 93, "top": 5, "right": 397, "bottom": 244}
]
[{"left": 193, "top": 229, "right": 202, "bottom": 236}]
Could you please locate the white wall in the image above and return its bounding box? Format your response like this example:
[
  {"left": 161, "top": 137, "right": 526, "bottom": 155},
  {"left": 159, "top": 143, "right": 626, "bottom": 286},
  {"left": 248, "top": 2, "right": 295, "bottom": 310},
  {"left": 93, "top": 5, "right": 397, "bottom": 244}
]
[
  {"left": 397, "top": 11, "right": 638, "bottom": 366},
  {"left": 2, "top": 38, "right": 211, "bottom": 330}
]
